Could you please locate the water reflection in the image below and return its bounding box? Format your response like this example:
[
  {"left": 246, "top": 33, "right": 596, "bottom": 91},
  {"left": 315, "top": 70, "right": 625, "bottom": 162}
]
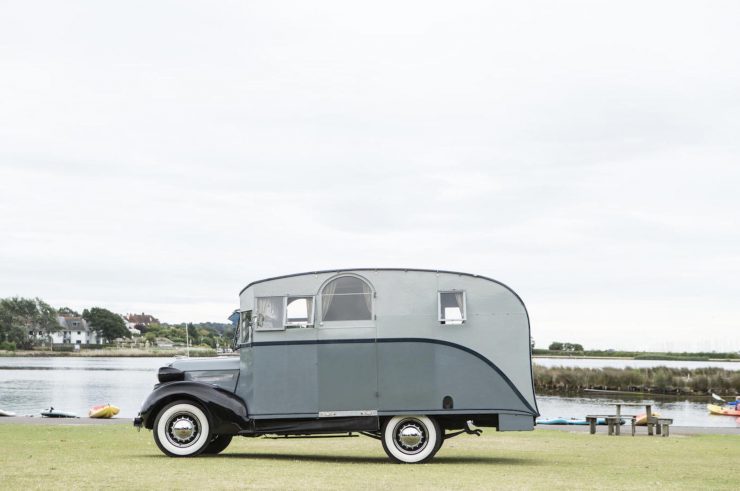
[
  {"left": 0, "top": 357, "right": 167, "bottom": 418},
  {"left": 537, "top": 394, "right": 740, "bottom": 428}
]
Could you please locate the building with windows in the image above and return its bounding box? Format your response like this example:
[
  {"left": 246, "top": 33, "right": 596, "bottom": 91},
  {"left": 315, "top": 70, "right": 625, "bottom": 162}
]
[{"left": 29, "top": 316, "right": 104, "bottom": 345}]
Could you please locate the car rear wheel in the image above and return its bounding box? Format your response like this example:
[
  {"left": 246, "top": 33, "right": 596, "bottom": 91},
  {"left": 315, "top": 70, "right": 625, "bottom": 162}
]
[
  {"left": 381, "top": 415, "right": 440, "bottom": 463},
  {"left": 153, "top": 400, "right": 211, "bottom": 457}
]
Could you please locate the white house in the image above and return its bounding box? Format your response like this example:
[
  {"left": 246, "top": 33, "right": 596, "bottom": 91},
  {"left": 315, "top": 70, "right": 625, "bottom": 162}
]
[
  {"left": 28, "top": 316, "right": 104, "bottom": 345},
  {"left": 122, "top": 317, "right": 141, "bottom": 336}
]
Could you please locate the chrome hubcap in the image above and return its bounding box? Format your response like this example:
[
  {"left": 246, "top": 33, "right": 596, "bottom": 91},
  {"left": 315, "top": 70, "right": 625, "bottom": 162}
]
[
  {"left": 399, "top": 425, "right": 423, "bottom": 448},
  {"left": 166, "top": 414, "right": 199, "bottom": 447},
  {"left": 394, "top": 420, "right": 427, "bottom": 454}
]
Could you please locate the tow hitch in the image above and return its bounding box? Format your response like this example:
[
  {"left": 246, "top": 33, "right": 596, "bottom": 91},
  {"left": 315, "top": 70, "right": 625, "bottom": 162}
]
[{"left": 443, "top": 420, "right": 482, "bottom": 440}]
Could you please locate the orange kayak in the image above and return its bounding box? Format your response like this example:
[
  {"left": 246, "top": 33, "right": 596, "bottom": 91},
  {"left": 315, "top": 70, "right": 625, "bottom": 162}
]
[
  {"left": 635, "top": 412, "right": 661, "bottom": 425},
  {"left": 89, "top": 404, "right": 120, "bottom": 418},
  {"left": 707, "top": 404, "right": 740, "bottom": 416}
]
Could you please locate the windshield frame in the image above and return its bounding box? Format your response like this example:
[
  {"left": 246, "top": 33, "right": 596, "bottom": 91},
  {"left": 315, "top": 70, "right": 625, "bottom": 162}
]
[{"left": 235, "top": 310, "right": 252, "bottom": 348}]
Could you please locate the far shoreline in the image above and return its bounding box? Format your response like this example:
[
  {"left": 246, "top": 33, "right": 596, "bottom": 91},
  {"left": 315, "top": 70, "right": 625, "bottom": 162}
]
[
  {"left": 0, "top": 349, "right": 226, "bottom": 358},
  {"left": 2, "top": 350, "right": 737, "bottom": 362}
]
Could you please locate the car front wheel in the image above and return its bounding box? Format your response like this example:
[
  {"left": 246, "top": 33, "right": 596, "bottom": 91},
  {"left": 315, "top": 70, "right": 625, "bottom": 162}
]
[
  {"left": 153, "top": 400, "right": 212, "bottom": 457},
  {"left": 381, "top": 415, "right": 440, "bottom": 463},
  {"left": 203, "top": 434, "right": 233, "bottom": 455}
]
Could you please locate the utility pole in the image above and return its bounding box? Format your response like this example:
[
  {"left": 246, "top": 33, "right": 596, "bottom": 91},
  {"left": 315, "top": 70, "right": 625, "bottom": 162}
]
[{"left": 185, "top": 323, "right": 190, "bottom": 358}]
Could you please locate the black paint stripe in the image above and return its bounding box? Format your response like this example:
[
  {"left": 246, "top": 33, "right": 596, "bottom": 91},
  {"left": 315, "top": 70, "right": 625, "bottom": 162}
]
[{"left": 250, "top": 337, "right": 537, "bottom": 415}]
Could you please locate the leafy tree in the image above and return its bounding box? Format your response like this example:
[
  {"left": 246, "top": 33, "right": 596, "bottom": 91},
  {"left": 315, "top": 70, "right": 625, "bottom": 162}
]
[
  {"left": 57, "top": 306, "right": 80, "bottom": 316},
  {"left": 549, "top": 341, "right": 584, "bottom": 352},
  {"left": 0, "top": 297, "right": 60, "bottom": 348},
  {"left": 82, "top": 307, "right": 130, "bottom": 342},
  {"left": 186, "top": 323, "right": 198, "bottom": 344}
]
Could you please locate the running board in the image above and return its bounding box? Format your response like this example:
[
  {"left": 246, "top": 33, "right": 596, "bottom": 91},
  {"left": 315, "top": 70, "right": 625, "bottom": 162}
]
[{"left": 262, "top": 433, "right": 359, "bottom": 439}]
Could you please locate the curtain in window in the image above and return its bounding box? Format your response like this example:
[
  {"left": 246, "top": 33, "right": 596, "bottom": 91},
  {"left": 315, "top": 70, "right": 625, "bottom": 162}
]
[
  {"left": 454, "top": 292, "right": 465, "bottom": 319},
  {"left": 321, "top": 280, "right": 338, "bottom": 319},
  {"left": 257, "top": 297, "right": 282, "bottom": 330},
  {"left": 305, "top": 297, "right": 314, "bottom": 323},
  {"left": 362, "top": 281, "right": 372, "bottom": 313}
]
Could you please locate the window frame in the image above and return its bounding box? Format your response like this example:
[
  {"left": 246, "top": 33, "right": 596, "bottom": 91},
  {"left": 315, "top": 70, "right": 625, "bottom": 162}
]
[
  {"left": 319, "top": 274, "right": 375, "bottom": 327},
  {"left": 438, "top": 290, "right": 467, "bottom": 324},
  {"left": 283, "top": 295, "right": 316, "bottom": 328},
  {"left": 253, "top": 296, "right": 286, "bottom": 332},
  {"left": 237, "top": 310, "right": 252, "bottom": 345}
]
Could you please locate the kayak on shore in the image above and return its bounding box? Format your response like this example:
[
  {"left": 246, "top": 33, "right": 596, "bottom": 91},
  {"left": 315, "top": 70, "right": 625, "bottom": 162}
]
[
  {"left": 635, "top": 412, "right": 661, "bottom": 425},
  {"left": 88, "top": 404, "right": 120, "bottom": 419},
  {"left": 41, "top": 407, "right": 78, "bottom": 418},
  {"left": 536, "top": 417, "right": 621, "bottom": 426},
  {"left": 707, "top": 404, "right": 740, "bottom": 416}
]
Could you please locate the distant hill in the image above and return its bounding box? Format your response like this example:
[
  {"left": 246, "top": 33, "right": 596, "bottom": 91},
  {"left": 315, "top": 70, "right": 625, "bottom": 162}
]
[{"left": 189, "top": 322, "right": 231, "bottom": 334}]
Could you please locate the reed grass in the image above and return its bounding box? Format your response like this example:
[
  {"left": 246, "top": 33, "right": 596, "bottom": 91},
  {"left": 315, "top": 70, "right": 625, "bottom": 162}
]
[{"left": 533, "top": 365, "right": 740, "bottom": 395}]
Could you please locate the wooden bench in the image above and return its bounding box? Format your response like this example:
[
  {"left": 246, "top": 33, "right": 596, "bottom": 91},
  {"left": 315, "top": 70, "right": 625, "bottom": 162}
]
[
  {"left": 656, "top": 418, "right": 673, "bottom": 437},
  {"left": 585, "top": 415, "right": 637, "bottom": 436}
]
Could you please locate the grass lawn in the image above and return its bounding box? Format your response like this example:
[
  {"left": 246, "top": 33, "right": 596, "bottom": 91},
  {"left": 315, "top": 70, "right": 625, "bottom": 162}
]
[{"left": 1, "top": 424, "right": 739, "bottom": 490}]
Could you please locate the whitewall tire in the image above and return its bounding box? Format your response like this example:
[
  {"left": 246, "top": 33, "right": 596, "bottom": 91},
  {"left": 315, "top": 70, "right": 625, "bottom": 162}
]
[
  {"left": 153, "top": 401, "right": 212, "bottom": 457},
  {"left": 381, "top": 415, "right": 441, "bottom": 464}
]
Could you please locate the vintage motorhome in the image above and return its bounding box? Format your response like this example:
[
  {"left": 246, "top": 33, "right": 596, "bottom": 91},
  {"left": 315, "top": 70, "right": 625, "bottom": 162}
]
[{"left": 134, "top": 269, "right": 538, "bottom": 463}]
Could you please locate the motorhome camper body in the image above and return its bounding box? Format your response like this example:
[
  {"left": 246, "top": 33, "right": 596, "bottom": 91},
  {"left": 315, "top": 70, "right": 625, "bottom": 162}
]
[{"left": 135, "top": 269, "right": 538, "bottom": 463}]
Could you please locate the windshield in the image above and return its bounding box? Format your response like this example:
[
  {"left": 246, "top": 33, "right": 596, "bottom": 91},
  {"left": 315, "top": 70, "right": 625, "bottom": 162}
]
[{"left": 237, "top": 310, "right": 252, "bottom": 346}]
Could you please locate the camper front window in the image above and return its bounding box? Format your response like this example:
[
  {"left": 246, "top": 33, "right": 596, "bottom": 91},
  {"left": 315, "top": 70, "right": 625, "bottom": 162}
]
[
  {"left": 238, "top": 311, "right": 252, "bottom": 344},
  {"left": 284, "top": 296, "right": 314, "bottom": 327},
  {"left": 438, "top": 291, "right": 466, "bottom": 324},
  {"left": 254, "top": 297, "right": 285, "bottom": 331}
]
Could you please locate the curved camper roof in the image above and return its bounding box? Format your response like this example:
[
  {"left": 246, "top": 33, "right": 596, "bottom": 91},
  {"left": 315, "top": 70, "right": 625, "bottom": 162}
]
[
  {"left": 240, "top": 268, "right": 526, "bottom": 303},
  {"left": 239, "top": 269, "right": 537, "bottom": 414}
]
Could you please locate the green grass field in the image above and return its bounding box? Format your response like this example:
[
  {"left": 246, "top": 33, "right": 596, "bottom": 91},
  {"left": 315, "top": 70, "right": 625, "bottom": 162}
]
[{"left": 1, "top": 424, "right": 739, "bottom": 490}]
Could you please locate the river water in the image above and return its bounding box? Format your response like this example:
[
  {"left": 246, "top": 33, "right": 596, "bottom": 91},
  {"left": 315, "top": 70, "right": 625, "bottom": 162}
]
[
  {"left": 0, "top": 357, "right": 166, "bottom": 418},
  {"left": 0, "top": 356, "right": 738, "bottom": 428}
]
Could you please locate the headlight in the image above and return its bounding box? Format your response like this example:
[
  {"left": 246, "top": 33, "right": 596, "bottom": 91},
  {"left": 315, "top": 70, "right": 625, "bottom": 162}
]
[{"left": 158, "top": 366, "right": 185, "bottom": 383}]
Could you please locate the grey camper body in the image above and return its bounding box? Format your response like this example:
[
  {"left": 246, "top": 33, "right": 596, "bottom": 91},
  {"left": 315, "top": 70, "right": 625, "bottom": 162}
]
[{"left": 135, "top": 269, "right": 538, "bottom": 463}]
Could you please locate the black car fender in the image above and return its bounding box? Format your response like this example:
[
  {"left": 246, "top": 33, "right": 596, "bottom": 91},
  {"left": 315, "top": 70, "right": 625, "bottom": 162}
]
[{"left": 136, "top": 381, "right": 249, "bottom": 435}]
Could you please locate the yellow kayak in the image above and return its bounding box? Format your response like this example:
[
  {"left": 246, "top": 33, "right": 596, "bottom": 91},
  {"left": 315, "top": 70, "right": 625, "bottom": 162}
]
[
  {"left": 89, "top": 404, "right": 120, "bottom": 418},
  {"left": 635, "top": 412, "right": 661, "bottom": 426},
  {"left": 708, "top": 404, "right": 740, "bottom": 416}
]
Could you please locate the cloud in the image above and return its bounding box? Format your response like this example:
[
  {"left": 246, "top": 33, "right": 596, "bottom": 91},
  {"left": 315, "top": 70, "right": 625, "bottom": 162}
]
[{"left": 1, "top": 1, "right": 739, "bottom": 349}]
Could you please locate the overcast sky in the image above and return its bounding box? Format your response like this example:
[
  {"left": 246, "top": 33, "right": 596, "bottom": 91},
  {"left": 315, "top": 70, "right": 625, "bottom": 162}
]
[{"left": 1, "top": 1, "right": 739, "bottom": 351}]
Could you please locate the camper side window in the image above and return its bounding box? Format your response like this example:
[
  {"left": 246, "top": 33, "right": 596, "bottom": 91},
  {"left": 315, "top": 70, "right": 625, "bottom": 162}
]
[
  {"left": 321, "top": 276, "right": 373, "bottom": 322},
  {"left": 438, "top": 291, "right": 466, "bottom": 324},
  {"left": 284, "top": 296, "right": 315, "bottom": 327},
  {"left": 254, "top": 297, "right": 285, "bottom": 331}
]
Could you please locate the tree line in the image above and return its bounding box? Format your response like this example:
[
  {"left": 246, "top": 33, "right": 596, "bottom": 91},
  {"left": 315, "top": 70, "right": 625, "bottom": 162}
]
[{"left": 0, "top": 296, "right": 231, "bottom": 351}]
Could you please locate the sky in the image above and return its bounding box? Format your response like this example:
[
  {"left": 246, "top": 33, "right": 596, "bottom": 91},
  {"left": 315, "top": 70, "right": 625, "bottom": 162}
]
[{"left": 1, "top": 1, "right": 739, "bottom": 351}]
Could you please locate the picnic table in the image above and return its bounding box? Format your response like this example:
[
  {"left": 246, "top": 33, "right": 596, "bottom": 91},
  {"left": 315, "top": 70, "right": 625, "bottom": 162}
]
[{"left": 586, "top": 402, "right": 672, "bottom": 437}]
